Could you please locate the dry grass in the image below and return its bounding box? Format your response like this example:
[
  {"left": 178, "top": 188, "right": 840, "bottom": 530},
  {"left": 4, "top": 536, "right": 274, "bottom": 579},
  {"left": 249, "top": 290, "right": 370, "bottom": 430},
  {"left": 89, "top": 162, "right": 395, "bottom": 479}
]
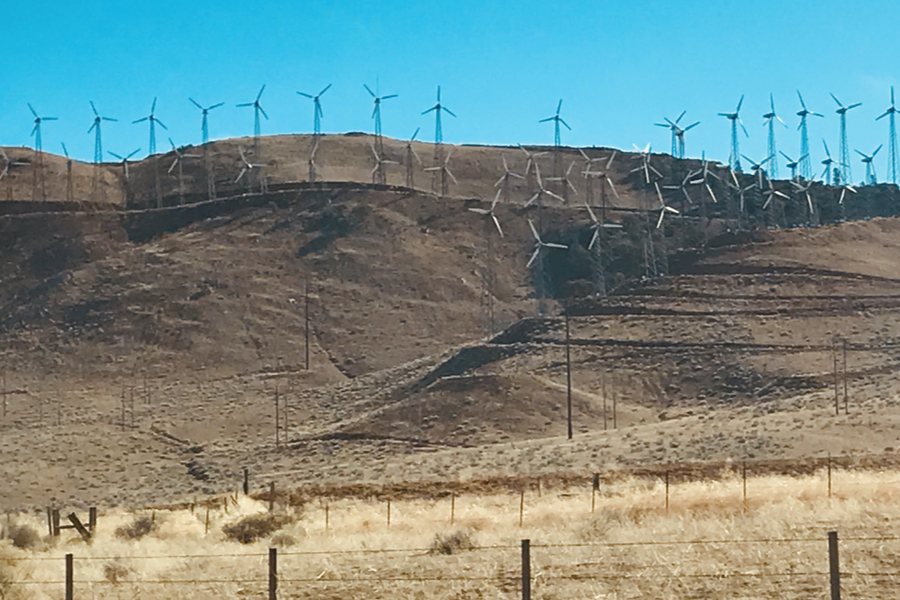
[{"left": 1, "top": 469, "right": 899, "bottom": 599}]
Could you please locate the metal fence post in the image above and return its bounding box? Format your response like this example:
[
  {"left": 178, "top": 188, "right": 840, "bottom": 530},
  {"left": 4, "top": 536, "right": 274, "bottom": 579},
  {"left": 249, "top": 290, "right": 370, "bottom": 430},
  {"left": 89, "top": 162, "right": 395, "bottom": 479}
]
[
  {"left": 269, "top": 547, "right": 278, "bottom": 600},
  {"left": 521, "top": 539, "right": 531, "bottom": 600},
  {"left": 828, "top": 531, "right": 840, "bottom": 600},
  {"left": 65, "top": 553, "right": 73, "bottom": 600}
]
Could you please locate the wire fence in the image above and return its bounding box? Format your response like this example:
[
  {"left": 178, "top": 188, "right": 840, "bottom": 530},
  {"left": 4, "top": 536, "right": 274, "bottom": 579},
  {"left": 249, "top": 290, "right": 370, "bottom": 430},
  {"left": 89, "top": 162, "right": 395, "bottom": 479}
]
[{"left": 4, "top": 534, "right": 899, "bottom": 599}]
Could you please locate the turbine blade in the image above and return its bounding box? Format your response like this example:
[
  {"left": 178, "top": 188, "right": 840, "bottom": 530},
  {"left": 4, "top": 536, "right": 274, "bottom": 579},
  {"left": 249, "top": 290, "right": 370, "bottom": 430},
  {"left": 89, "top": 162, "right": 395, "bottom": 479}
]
[
  {"left": 526, "top": 247, "right": 541, "bottom": 268},
  {"left": 364, "top": 84, "right": 375, "bottom": 97},
  {"left": 190, "top": 97, "right": 203, "bottom": 110},
  {"left": 492, "top": 214, "right": 503, "bottom": 237}
]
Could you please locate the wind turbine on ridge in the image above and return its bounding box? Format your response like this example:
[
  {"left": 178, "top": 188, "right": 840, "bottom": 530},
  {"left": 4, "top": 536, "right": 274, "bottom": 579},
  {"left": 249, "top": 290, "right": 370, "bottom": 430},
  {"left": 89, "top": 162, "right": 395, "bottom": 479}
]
[
  {"left": 469, "top": 189, "right": 505, "bottom": 334},
  {"left": 856, "top": 145, "right": 882, "bottom": 185},
  {"left": 87, "top": 101, "right": 117, "bottom": 202},
  {"left": 796, "top": 91, "right": 824, "bottom": 180},
  {"left": 831, "top": 93, "right": 861, "bottom": 185},
  {"left": 422, "top": 86, "right": 456, "bottom": 193},
  {"left": 237, "top": 85, "right": 269, "bottom": 151},
  {"left": 655, "top": 111, "right": 699, "bottom": 159},
  {"left": 27, "top": 103, "right": 57, "bottom": 201},
  {"left": 189, "top": 98, "right": 224, "bottom": 145},
  {"left": 133, "top": 98, "right": 167, "bottom": 155},
  {"left": 762, "top": 94, "right": 786, "bottom": 180},
  {"left": 718, "top": 95, "right": 748, "bottom": 172},
  {"left": 298, "top": 84, "right": 332, "bottom": 136},
  {"left": 364, "top": 80, "right": 398, "bottom": 185},
  {"left": 876, "top": 86, "right": 900, "bottom": 184}
]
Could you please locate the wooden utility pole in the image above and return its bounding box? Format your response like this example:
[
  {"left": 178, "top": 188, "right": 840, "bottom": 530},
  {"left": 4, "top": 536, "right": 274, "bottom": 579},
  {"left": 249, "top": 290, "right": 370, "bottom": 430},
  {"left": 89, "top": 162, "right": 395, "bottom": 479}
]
[
  {"left": 833, "top": 339, "right": 840, "bottom": 416},
  {"left": 305, "top": 279, "right": 311, "bottom": 371},
  {"left": 274, "top": 385, "right": 280, "bottom": 448},
  {"left": 565, "top": 308, "right": 572, "bottom": 440},
  {"left": 842, "top": 339, "right": 848, "bottom": 414}
]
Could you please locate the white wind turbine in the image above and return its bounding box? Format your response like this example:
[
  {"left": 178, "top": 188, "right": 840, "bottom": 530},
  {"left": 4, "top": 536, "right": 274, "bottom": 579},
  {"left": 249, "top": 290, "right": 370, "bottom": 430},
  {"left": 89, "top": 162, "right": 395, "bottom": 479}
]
[
  {"left": 495, "top": 153, "right": 525, "bottom": 202},
  {"left": 469, "top": 189, "right": 505, "bottom": 333},
  {"left": 423, "top": 149, "right": 457, "bottom": 196},
  {"left": 168, "top": 138, "right": 201, "bottom": 205},
  {"left": 523, "top": 164, "right": 565, "bottom": 207},
  {"left": 791, "top": 178, "right": 816, "bottom": 223},
  {"left": 653, "top": 181, "right": 680, "bottom": 229},
  {"left": 584, "top": 202, "right": 622, "bottom": 296},
  {"left": 370, "top": 144, "right": 399, "bottom": 184},
  {"left": 526, "top": 218, "right": 567, "bottom": 268},
  {"left": 236, "top": 146, "right": 267, "bottom": 192},
  {"left": 546, "top": 160, "right": 579, "bottom": 203},
  {"left": 631, "top": 143, "right": 661, "bottom": 184}
]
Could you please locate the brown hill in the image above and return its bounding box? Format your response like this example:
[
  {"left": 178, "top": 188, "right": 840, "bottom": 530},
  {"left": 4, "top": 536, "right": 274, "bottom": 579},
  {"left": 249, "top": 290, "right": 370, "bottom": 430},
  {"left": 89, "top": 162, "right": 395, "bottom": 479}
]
[{"left": 3, "top": 135, "right": 900, "bottom": 511}]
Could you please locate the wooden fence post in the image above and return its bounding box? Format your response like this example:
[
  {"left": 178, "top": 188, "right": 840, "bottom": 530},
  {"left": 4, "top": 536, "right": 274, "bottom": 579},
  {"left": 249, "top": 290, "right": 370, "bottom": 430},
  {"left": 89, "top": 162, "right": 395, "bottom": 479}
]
[
  {"left": 243, "top": 468, "right": 249, "bottom": 495},
  {"left": 65, "top": 553, "right": 73, "bottom": 600},
  {"left": 269, "top": 482, "right": 276, "bottom": 512},
  {"left": 519, "top": 490, "right": 525, "bottom": 527},
  {"left": 386, "top": 499, "right": 391, "bottom": 527},
  {"left": 325, "top": 503, "right": 329, "bottom": 531},
  {"left": 592, "top": 474, "right": 599, "bottom": 513},
  {"left": 827, "top": 454, "right": 833, "bottom": 499},
  {"left": 88, "top": 508, "right": 97, "bottom": 534},
  {"left": 665, "top": 470, "right": 670, "bottom": 514},
  {"left": 67, "top": 514, "right": 91, "bottom": 543},
  {"left": 742, "top": 461, "right": 747, "bottom": 504},
  {"left": 828, "top": 531, "right": 841, "bottom": 600},
  {"left": 521, "top": 539, "right": 531, "bottom": 600},
  {"left": 451, "top": 493, "right": 455, "bottom": 526},
  {"left": 205, "top": 506, "right": 210, "bottom": 534},
  {"left": 269, "top": 547, "right": 278, "bottom": 600},
  {"left": 46, "top": 507, "right": 53, "bottom": 537}
]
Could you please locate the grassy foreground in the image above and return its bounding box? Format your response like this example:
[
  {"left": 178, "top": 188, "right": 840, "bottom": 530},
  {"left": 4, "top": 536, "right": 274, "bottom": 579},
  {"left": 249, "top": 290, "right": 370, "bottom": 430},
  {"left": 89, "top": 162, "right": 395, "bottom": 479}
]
[{"left": 2, "top": 468, "right": 900, "bottom": 599}]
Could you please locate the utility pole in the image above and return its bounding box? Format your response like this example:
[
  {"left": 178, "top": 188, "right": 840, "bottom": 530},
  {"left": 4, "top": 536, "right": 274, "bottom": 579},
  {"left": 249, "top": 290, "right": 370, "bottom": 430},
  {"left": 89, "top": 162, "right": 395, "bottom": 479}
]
[
  {"left": 842, "top": 339, "right": 849, "bottom": 414},
  {"left": 565, "top": 306, "right": 572, "bottom": 440},
  {"left": 305, "top": 279, "right": 311, "bottom": 371}
]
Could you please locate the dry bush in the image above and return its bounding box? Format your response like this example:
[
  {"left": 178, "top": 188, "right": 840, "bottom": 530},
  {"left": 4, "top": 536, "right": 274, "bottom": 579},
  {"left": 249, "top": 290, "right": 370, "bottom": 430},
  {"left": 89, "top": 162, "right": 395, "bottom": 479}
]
[
  {"left": 115, "top": 516, "right": 154, "bottom": 540},
  {"left": 223, "top": 514, "right": 292, "bottom": 544},
  {"left": 103, "top": 561, "right": 132, "bottom": 584},
  {"left": 1, "top": 524, "right": 39, "bottom": 550},
  {"left": 428, "top": 530, "right": 476, "bottom": 555}
]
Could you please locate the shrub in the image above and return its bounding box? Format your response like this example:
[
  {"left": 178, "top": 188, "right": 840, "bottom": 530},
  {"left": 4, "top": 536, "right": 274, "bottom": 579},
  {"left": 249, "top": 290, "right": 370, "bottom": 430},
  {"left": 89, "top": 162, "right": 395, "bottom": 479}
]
[
  {"left": 223, "top": 515, "right": 292, "bottom": 544},
  {"left": 115, "top": 516, "right": 154, "bottom": 540},
  {"left": 2, "top": 523, "right": 39, "bottom": 550},
  {"left": 428, "top": 530, "right": 476, "bottom": 555},
  {"left": 103, "top": 561, "right": 131, "bottom": 584}
]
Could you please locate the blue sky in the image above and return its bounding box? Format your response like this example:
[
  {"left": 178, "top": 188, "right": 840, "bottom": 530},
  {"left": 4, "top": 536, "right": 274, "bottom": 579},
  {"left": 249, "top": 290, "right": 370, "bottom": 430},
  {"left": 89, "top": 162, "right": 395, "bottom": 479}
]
[{"left": 2, "top": 0, "right": 899, "bottom": 184}]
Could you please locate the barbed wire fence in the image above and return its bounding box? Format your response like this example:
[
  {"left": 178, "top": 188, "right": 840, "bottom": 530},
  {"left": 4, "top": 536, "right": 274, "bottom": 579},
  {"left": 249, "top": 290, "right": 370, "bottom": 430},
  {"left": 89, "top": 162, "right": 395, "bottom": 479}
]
[{"left": 4, "top": 533, "right": 900, "bottom": 599}]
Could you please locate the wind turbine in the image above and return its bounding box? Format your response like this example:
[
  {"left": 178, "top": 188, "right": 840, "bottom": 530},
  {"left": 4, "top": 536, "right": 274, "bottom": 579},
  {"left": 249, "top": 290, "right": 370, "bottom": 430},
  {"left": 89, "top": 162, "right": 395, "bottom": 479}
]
[
  {"left": 423, "top": 149, "right": 457, "bottom": 196},
  {"left": 540, "top": 100, "right": 571, "bottom": 148},
  {"left": 831, "top": 93, "right": 861, "bottom": 185},
  {"left": 719, "top": 96, "right": 748, "bottom": 172},
  {"left": 88, "top": 101, "right": 117, "bottom": 202},
  {"left": 168, "top": 138, "right": 201, "bottom": 205},
  {"left": 856, "top": 145, "right": 882, "bottom": 185},
  {"left": 876, "top": 86, "right": 900, "bottom": 184},
  {"left": 422, "top": 86, "right": 456, "bottom": 192},
  {"left": 87, "top": 101, "right": 116, "bottom": 164},
  {"left": 297, "top": 84, "right": 332, "bottom": 136},
  {"left": 28, "top": 103, "right": 57, "bottom": 201},
  {"left": 582, "top": 151, "right": 620, "bottom": 221},
  {"left": 495, "top": 153, "right": 525, "bottom": 202},
  {"left": 469, "top": 189, "right": 505, "bottom": 334},
  {"left": 688, "top": 152, "right": 720, "bottom": 205},
  {"left": 236, "top": 146, "right": 267, "bottom": 192},
  {"left": 796, "top": 91, "right": 824, "bottom": 180},
  {"left": 237, "top": 85, "right": 268, "bottom": 147},
  {"left": 523, "top": 164, "right": 565, "bottom": 208},
  {"left": 526, "top": 218, "right": 567, "bottom": 267},
  {"left": 61, "top": 143, "right": 73, "bottom": 202},
  {"left": 370, "top": 144, "right": 398, "bottom": 184},
  {"left": 108, "top": 148, "right": 141, "bottom": 206},
  {"left": 189, "top": 98, "right": 224, "bottom": 145},
  {"left": 546, "top": 161, "right": 579, "bottom": 203},
  {"left": 779, "top": 151, "right": 807, "bottom": 181},
  {"left": 741, "top": 154, "right": 772, "bottom": 189},
  {"left": 791, "top": 178, "right": 816, "bottom": 224},
  {"left": 132, "top": 98, "right": 167, "bottom": 155},
  {"left": 655, "top": 111, "right": 698, "bottom": 158},
  {"left": 762, "top": 94, "right": 787, "bottom": 179},
  {"left": 821, "top": 140, "right": 837, "bottom": 185},
  {"left": 653, "top": 181, "right": 680, "bottom": 229},
  {"left": 761, "top": 180, "right": 789, "bottom": 229},
  {"left": 584, "top": 201, "right": 622, "bottom": 297},
  {"left": 404, "top": 128, "right": 421, "bottom": 188},
  {"left": 663, "top": 171, "right": 695, "bottom": 206},
  {"left": 630, "top": 143, "right": 661, "bottom": 184},
  {"left": 364, "top": 81, "right": 397, "bottom": 140}
]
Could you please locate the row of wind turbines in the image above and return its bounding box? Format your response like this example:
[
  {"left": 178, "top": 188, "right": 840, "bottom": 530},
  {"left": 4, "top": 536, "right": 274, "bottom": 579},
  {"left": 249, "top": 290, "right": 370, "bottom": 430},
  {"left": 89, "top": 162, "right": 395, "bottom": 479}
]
[{"left": 661, "top": 88, "right": 900, "bottom": 187}]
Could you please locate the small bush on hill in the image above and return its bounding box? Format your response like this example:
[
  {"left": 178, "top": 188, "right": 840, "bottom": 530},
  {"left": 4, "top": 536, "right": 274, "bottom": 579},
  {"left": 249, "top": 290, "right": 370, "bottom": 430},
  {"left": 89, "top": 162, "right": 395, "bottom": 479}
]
[
  {"left": 223, "top": 514, "right": 292, "bottom": 544},
  {"left": 115, "top": 516, "right": 154, "bottom": 540},
  {"left": 428, "top": 530, "right": 476, "bottom": 555},
  {"left": 2, "top": 523, "right": 39, "bottom": 550}
]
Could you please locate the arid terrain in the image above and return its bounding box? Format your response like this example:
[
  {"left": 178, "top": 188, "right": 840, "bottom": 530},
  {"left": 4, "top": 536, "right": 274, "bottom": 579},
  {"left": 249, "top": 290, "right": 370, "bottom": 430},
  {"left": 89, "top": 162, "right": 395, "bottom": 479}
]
[{"left": 2, "top": 134, "right": 900, "bottom": 516}]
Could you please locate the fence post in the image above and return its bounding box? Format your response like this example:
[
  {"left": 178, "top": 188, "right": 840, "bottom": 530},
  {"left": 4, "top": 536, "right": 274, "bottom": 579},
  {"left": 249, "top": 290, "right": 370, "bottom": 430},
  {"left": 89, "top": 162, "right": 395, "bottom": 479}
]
[
  {"left": 592, "top": 474, "right": 599, "bottom": 513},
  {"left": 742, "top": 461, "right": 747, "bottom": 505},
  {"left": 386, "top": 499, "right": 391, "bottom": 527},
  {"left": 451, "top": 493, "right": 455, "bottom": 526},
  {"left": 269, "top": 482, "right": 276, "bottom": 512},
  {"left": 828, "top": 531, "right": 840, "bottom": 600},
  {"left": 519, "top": 490, "right": 525, "bottom": 527},
  {"left": 521, "top": 539, "right": 531, "bottom": 600},
  {"left": 243, "top": 468, "right": 249, "bottom": 495},
  {"left": 325, "top": 503, "right": 329, "bottom": 531},
  {"left": 665, "top": 470, "right": 670, "bottom": 514},
  {"left": 828, "top": 454, "right": 833, "bottom": 499},
  {"left": 268, "top": 547, "right": 278, "bottom": 600},
  {"left": 88, "top": 507, "right": 97, "bottom": 534},
  {"left": 65, "top": 553, "right": 73, "bottom": 600}
]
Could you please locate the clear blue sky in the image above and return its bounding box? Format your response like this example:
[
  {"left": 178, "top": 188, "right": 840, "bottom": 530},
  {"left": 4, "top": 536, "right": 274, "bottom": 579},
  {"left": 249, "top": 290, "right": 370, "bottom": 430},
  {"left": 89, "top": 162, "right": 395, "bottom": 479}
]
[{"left": 2, "top": 0, "right": 898, "bottom": 184}]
